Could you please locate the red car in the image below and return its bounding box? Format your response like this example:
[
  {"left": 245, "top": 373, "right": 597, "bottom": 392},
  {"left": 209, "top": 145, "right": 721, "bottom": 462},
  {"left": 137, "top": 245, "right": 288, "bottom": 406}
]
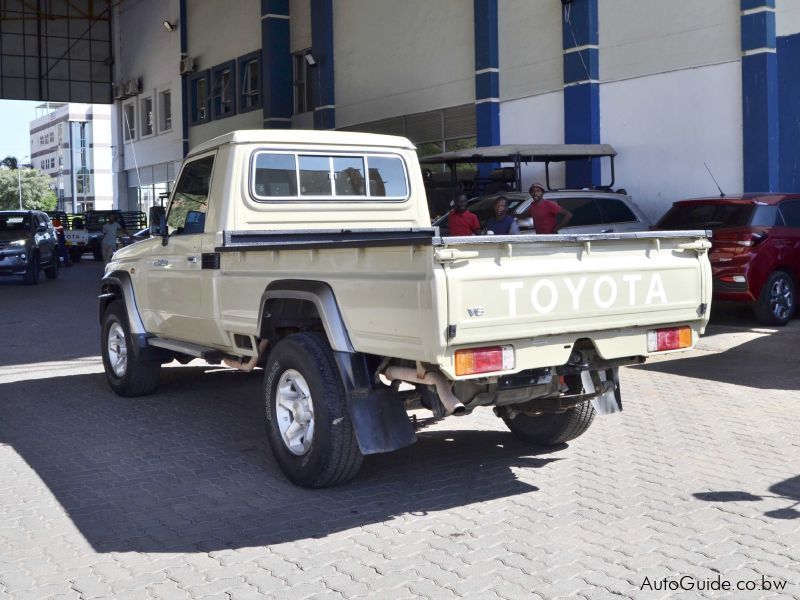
[{"left": 656, "top": 194, "right": 800, "bottom": 325}]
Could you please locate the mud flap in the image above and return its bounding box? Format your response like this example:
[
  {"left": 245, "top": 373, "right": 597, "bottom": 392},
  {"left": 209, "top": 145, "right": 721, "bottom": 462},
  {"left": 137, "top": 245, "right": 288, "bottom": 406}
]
[
  {"left": 334, "top": 352, "right": 417, "bottom": 454},
  {"left": 582, "top": 367, "right": 623, "bottom": 416}
]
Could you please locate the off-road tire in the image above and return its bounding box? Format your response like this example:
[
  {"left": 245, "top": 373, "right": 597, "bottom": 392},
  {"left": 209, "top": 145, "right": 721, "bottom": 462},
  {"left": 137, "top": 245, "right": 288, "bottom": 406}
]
[
  {"left": 22, "top": 253, "right": 39, "bottom": 285},
  {"left": 754, "top": 270, "right": 795, "bottom": 326},
  {"left": 44, "top": 255, "right": 59, "bottom": 279},
  {"left": 264, "top": 332, "right": 363, "bottom": 488},
  {"left": 101, "top": 300, "right": 161, "bottom": 397},
  {"left": 502, "top": 402, "right": 596, "bottom": 446}
]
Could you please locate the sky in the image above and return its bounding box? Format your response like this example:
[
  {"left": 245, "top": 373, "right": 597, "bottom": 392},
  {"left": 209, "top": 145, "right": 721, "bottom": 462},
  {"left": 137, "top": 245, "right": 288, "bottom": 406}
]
[{"left": 0, "top": 100, "right": 42, "bottom": 165}]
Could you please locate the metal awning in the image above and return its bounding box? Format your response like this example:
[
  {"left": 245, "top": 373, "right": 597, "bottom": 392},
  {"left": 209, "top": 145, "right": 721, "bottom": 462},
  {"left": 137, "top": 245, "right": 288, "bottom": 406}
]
[{"left": 419, "top": 143, "right": 617, "bottom": 165}]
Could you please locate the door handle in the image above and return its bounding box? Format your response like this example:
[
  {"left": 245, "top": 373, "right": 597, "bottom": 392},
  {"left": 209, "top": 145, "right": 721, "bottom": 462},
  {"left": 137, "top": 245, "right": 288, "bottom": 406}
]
[
  {"left": 601, "top": 228, "right": 613, "bottom": 233},
  {"left": 186, "top": 256, "right": 198, "bottom": 263}
]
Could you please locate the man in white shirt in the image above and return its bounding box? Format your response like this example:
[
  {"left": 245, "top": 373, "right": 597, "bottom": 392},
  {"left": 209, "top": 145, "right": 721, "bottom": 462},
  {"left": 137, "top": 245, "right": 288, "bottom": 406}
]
[{"left": 101, "top": 213, "right": 128, "bottom": 263}]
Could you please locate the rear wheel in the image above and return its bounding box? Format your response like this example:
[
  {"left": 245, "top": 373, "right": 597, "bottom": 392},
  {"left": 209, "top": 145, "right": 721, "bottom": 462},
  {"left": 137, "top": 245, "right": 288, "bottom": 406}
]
[
  {"left": 754, "top": 271, "right": 795, "bottom": 326},
  {"left": 101, "top": 300, "right": 161, "bottom": 397},
  {"left": 22, "top": 253, "right": 39, "bottom": 285},
  {"left": 44, "top": 254, "right": 59, "bottom": 279},
  {"left": 502, "top": 402, "right": 596, "bottom": 446},
  {"left": 264, "top": 333, "right": 363, "bottom": 488}
]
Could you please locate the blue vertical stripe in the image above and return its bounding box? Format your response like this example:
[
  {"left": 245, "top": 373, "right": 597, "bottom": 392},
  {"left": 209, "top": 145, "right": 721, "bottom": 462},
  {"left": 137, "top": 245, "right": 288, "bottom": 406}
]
[
  {"left": 311, "top": 0, "right": 335, "bottom": 130},
  {"left": 778, "top": 33, "right": 800, "bottom": 190},
  {"left": 562, "top": 0, "right": 600, "bottom": 187},
  {"left": 261, "top": 0, "right": 292, "bottom": 129},
  {"left": 474, "top": 0, "right": 499, "bottom": 181}
]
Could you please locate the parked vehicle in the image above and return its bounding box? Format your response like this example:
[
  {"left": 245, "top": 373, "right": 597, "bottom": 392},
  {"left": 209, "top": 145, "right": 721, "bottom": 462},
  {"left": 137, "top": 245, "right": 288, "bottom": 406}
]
[
  {"left": 434, "top": 191, "right": 650, "bottom": 235},
  {"left": 0, "top": 210, "right": 59, "bottom": 284},
  {"left": 48, "top": 210, "right": 146, "bottom": 262},
  {"left": 657, "top": 193, "right": 800, "bottom": 325},
  {"left": 99, "top": 130, "right": 711, "bottom": 488}
]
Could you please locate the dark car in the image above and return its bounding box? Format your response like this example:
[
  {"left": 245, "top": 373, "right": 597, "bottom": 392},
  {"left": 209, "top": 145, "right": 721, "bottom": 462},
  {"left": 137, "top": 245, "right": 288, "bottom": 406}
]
[
  {"left": 0, "top": 210, "right": 59, "bottom": 284},
  {"left": 656, "top": 194, "right": 800, "bottom": 325}
]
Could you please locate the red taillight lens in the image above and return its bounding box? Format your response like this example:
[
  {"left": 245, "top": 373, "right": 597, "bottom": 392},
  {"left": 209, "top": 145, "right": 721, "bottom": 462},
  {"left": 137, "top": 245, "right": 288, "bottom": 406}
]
[
  {"left": 713, "top": 229, "right": 768, "bottom": 248},
  {"left": 455, "top": 345, "right": 514, "bottom": 376},
  {"left": 647, "top": 326, "right": 693, "bottom": 352}
]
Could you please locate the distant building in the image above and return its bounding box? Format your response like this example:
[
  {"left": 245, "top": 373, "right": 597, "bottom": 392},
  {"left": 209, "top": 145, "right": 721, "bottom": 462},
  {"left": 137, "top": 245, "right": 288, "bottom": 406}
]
[{"left": 29, "top": 102, "right": 113, "bottom": 213}]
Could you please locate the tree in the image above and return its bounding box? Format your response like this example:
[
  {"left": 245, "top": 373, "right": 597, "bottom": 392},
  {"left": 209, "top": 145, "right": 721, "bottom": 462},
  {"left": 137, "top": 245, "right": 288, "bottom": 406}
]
[
  {"left": 0, "top": 168, "right": 58, "bottom": 211},
  {"left": 1, "top": 156, "right": 18, "bottom": 170}
]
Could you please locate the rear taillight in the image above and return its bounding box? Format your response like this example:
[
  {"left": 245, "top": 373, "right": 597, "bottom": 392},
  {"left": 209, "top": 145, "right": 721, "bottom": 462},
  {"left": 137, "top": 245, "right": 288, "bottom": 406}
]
[
  {"left": 713, "top": 229, "right": 768, "bottom": 248},
  {"left": 647, "top": 326, "right": 693, "bottom": 352},
  {"left": 455, "top": 345, "right": 514, "bottom": 376}
]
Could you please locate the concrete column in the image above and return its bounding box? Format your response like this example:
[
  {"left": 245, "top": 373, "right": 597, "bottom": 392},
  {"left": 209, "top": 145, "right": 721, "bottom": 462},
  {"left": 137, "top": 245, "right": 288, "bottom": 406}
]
[
  {"left": 311, "top": 0, "right": 335, "bottom": 130},
  {"left": 562, "top": 0, "right": 600, "bottom": 188},
  {"left": 474, "top": 0, "right": 499, "bottom": 148},
  {"left": 741, "top": 0, "right": 778, "bottom": 191},
  {"left": 262, "top": 0, "right": 293, "bottom": 129}
]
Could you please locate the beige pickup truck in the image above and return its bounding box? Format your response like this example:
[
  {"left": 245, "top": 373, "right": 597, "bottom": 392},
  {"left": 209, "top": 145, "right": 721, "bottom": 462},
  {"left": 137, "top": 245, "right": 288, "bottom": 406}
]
[{"left": 99, "top": 130, "right": 711, "bottom": 488}]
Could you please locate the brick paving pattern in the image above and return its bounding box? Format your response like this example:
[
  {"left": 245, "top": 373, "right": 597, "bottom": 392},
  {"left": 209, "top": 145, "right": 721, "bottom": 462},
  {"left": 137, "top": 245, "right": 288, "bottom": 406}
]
[{"left": 1, "top": 264, "right": 798, "bottom": 599}]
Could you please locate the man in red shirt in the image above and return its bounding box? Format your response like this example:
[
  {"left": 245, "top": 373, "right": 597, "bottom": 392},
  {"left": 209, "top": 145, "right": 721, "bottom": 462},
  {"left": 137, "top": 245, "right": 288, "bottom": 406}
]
[
  {"left": 447, "top": 193, "right": 480, "bottom": 236},
  {"left": 528, "top": 183, "right": 572, "bottom": 234}
]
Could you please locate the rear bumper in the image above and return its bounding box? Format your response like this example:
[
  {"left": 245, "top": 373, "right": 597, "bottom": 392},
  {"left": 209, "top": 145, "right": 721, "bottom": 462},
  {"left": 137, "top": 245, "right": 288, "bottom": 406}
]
[{"left": 711, "top": 264, "right": 757, "bottom": 303}]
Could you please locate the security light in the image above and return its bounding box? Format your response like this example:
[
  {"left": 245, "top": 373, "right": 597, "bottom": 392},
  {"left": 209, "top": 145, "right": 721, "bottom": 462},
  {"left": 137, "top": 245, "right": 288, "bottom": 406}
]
[
  {"left": 163, "top": 20, "right": 176, "bottom": 32},
  {"left": 304, "top": 53, "right": 317, "bottom": 66}
]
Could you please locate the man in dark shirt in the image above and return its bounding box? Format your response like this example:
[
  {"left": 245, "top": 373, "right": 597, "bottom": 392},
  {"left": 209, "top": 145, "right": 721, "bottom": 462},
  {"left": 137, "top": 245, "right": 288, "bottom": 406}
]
[
  {"left": 447, "top": 193, "right": 480, "bottom": 236},
  {"left": 484, "top": 196, "right": 520, "bottom": 235}
]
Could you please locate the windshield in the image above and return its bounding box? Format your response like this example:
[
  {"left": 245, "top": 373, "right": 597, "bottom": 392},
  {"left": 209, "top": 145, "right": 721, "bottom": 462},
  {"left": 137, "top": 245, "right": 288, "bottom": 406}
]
[
  {"left": 657, "top": 203, "right": 756, "bottom": 229},
  {"left": 0, "top": 215, "right": 31, "bottom": 232}
]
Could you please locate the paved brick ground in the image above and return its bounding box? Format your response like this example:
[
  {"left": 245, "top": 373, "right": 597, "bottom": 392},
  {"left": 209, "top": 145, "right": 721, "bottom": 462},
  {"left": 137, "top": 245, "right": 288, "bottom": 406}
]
[{"left": 1, "top": 264, "right": 799, "bottom": 599}]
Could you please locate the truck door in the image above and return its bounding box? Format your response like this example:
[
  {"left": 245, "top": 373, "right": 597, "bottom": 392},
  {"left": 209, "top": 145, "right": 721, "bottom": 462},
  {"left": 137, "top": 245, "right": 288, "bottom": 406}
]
[{"left": 146, "top": 153, "right": 225, "bottom": 344}]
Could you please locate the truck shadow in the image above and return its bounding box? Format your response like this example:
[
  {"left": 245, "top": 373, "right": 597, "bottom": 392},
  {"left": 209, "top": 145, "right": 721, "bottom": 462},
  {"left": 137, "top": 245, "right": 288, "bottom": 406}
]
[
  {"left": 0, "top": 367, "right": 558, "bottom": 553},
  {"left": 693, "top": 475, "right": 800, "bottom": 520},
  {"left": 632, "top": 332, "right": 800, "bottom": 391}
]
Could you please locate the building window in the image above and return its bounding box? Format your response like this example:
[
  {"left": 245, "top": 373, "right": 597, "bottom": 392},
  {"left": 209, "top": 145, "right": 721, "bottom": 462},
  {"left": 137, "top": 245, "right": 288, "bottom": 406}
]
[
  {"left": 49, "top": 131, "right": 54, "bottom": 143},
  {"left": 212, "top": 61, "right": 235, "bottom": 119},
  {"left": 123, "top": 101, "right": 136, "bottom": 140},
  {"left": 190, "top": 71, "right": 210, "bottom": 124},
  {"left": 159, "top": 90, "right": 172, "bottom": 131},
  {"left": 76, "top": 167, "right": 91, "bottom": 194},
  {"left": 238, "top": 51, "right": 261, "bottom": 112},
  {"left": 293, "top": 49, "right": 315, "bottom": 114},
  {"left": 141, "top": 95, "right": 154, "bottom": 137}
]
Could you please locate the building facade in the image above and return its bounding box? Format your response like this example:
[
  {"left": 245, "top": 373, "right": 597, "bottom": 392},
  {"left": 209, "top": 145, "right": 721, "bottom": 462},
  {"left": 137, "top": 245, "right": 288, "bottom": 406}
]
[
  {"left": 29, "top": 102, "right": 113, "bottom": 212},
  {"left": 109, "top": 0, "right": 800, "bottom": 221}
]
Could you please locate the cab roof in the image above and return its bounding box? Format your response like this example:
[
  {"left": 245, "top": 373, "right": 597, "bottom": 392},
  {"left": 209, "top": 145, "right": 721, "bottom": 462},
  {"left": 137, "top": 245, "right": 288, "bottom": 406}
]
[{"left": 189, "top": 129, "right": 416, "bottom": 156}]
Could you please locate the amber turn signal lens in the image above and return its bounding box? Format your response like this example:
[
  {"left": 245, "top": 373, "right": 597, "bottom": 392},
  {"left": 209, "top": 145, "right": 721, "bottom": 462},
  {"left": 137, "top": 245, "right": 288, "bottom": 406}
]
[{"left": 647, "top": 326, "right": 692, "bottom": 352}]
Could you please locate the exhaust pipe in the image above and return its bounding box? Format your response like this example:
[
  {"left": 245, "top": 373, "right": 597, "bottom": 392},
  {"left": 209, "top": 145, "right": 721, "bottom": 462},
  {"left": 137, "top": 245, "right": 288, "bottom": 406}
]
[
  {"left": 384, "top": 366, "right": 466, "bottom": 416},
  {"left": 223, "top": 339, "right": 269, "bottom": 372}
]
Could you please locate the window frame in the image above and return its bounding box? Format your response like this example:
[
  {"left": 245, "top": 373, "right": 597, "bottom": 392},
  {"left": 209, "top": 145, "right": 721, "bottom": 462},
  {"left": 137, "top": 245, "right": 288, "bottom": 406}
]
[
  {"left": 238, "top": 51, "right": 262, "bottom": 113},
  {"left": 122, "top": 99, "right": 137, "bottom": 141},
  {"left": 211, "top": 60, "right": 237, "bottom": 120},
  {"left": 249, "top": 150, "right": 410, "bottom": 203},
  {"left": 140, "top": 93, "right": 155, "bottom": 138},
  {"left": 158, "top": 87, "right": 173, "bottom": 132},
  {"left": 779, "top": 200, "right": 800, "bottom": 228},
  {"left": 292, "top": 49, "right": 314, "bottom": 115},
  {"left": 189, "top": 70, "right": 211, "bottom": 125}
]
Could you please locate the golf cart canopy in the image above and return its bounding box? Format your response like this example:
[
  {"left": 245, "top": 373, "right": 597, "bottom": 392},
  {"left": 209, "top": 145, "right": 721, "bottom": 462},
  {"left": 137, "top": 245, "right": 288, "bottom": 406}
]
[{"left": 419, "top": 143, "right": 618, "bottom": 191}]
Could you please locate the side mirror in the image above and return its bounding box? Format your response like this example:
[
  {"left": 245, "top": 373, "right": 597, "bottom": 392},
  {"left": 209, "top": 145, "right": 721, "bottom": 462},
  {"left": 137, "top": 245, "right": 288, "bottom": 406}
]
[{"left": 149, "top": 206, "right": 166, "bottom": 237}]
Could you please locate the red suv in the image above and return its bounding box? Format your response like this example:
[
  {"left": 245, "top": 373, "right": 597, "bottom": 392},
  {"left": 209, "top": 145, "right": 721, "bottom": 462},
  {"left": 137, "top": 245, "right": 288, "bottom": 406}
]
[{"left": 656, "top": 194, "right": 800, "bottom": 325}]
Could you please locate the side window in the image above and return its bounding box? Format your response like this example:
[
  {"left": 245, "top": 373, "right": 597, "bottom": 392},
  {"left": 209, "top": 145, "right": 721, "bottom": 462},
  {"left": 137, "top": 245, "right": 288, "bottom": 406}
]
[
  {"left": 558, "top": 198, "right": 603, "bottom": 227},
  {"left": 602, "top": 199, "right": 637, "bottom": 224},
  {"left": 299, "top": 155, "right": 331, "bottom": 196},
  {"left": 333, "top": 157, "right": 366, "bottom": 196},
  {"left": 367, "top": 156, "right": 407, "bottom": 198},
  {"left": 779, "top": 201, "right": 800, "bottom": 227},
  {"left": 751, "top": 204, "right": 782, "bottom": 227},
  {"left": 167, "top": 155, "right": 215, "bottom": 234},
  {"left": 253, "top": 153, "right": 297, "bottom": 197}
]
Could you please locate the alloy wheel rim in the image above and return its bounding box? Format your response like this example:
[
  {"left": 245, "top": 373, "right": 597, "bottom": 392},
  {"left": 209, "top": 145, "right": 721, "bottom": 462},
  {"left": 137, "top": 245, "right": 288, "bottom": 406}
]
[
  {"left": 770, "top": 278, "right": 793, "bottom": 320},
  {"left": 107, "top": 322, "right": 127, "bottom": 377},
  {"left": 275, "top": 369, "right": 315, "bottom": 456}
]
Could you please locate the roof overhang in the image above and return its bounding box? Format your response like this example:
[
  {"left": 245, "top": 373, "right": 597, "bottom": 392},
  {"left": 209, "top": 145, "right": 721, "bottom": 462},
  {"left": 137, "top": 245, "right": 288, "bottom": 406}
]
[{"left": 419, "top": 144, "right": 617, "bottom": 165}]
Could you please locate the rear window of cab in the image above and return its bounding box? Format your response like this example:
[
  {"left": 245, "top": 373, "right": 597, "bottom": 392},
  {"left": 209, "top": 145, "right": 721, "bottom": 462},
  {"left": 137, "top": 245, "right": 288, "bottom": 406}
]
[{"left": 251, "top": 151, "right": 409, "bottom": 201}]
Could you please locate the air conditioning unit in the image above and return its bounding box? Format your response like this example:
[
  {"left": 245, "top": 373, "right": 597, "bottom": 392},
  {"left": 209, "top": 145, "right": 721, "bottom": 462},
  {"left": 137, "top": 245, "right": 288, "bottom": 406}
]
[
  {"left": 125, "top": 78, "right": 142, "bottom": 97},
  {"left": 113, "top": 83, "right": 125, "bottom": 100},
  {"left": 179, "top": 56, "right": 196, "bottom": 75}
]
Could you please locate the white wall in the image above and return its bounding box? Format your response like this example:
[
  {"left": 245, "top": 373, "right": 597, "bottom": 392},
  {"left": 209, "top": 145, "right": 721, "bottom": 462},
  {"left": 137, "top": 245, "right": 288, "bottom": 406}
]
[
  {"left": 498, "top": 0, "right": 563, "bottom": 101},
  {"left": 499, "top": 91, "right": 566, "bottom": 188},
  {"left": 333, "top": 0, "right": 474, "bottom": 128},
  {"left": 777, "top": 0, "right": 800, "bottom": 37},
  {"left": 290, "top": 0, "right": 312, "bottom": 53},
  {"left": 600, "top": 62, "right": 743, "bottom": 223},
  {"left": 600, "top": 0, "right": 740, "bottom": 83}
]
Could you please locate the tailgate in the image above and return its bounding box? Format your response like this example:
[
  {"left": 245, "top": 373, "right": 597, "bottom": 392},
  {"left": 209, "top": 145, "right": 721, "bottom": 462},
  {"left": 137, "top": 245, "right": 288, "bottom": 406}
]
[{"left": 438, "top": 231, "right": 711, "bottom": 346}]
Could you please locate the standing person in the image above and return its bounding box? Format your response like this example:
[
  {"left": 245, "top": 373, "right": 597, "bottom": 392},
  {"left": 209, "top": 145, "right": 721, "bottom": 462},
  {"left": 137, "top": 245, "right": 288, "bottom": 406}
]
[
  {"left": 528, "top": 183, "right": 572, "bottom": 234},
  {"left": 101, "top": 213, "right": 128, "bottom": 263},
  {"left": 447, "top": 193, "right": 481, "bottom": 236},
  {"left": 51, "top": 217, "right": 71, "bottom": 267},
  {"left": 483, "top": 196, "right": 520, "bottom": 235}
]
